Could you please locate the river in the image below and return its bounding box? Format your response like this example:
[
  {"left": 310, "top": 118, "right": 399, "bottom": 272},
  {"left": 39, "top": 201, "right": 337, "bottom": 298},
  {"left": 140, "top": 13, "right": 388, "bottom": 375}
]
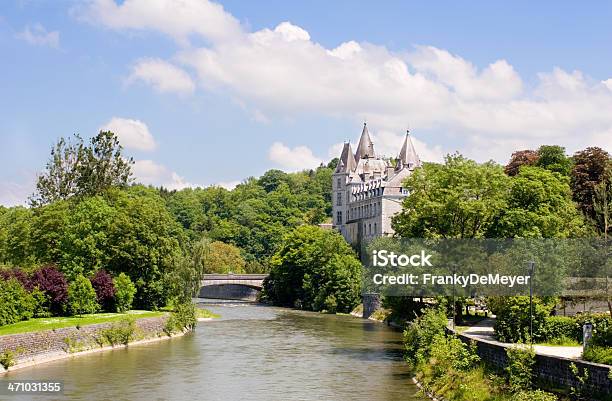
[{"left": 5, "top": 303, "right": 419, "bottom": 401}]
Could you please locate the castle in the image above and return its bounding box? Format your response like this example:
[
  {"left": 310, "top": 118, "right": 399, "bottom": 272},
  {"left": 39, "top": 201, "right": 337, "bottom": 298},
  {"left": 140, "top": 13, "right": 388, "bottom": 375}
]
[{"left": 332, "top": 123, "right": 421, "bottom": 246}]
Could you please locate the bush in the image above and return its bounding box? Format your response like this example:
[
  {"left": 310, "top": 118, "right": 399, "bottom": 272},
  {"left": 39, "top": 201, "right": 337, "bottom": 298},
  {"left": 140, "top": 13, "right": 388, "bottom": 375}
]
[
  {"left": 429, "top": 334, "right": 480, "bottom": 378},
  {"left": 583, "top": 345, "right": 612, "bottom": 365},
  {"left": 30, "top": 265, "right": 68, "bottom": 315},
  {"left": 0, "top": 267, "right": 31, "bottom": 289},
  {"left": 99, "top": 317, "right": 136, "bottom": 346},
  {"left": 511, "top": 390, "right": 557, "bottom": 401},
  {"left": 505, "top": 345, "right": 535, "bottom": 392},
  {"left": 164, "top": 302, "right": 197, "bottom": 335},
  {"left": 90, "top": 270, "right": 116, "bottom": 311},
  {"left": 404, "top": 307, "right": 448, "bottom": 368},
  {"left": 0, "top": 278, "right": 35, "bottom": 326},
  {"left": 113, "top": 273, "right": 136, "bottom": 313},
  {"left": 491, "top": 296, "right": 554, "bottom": 343},
  {"left": 0, "top": 350, "right": 16, "bottom": 369},
  {"left": 67, "top": 274, "right": 99, "bottom": 316},
  {"left": 544, "top": 316, "right": 580, "bottom": 343},
  {"left": 30, "top": 287, "right": 51, "bottom": 318}
]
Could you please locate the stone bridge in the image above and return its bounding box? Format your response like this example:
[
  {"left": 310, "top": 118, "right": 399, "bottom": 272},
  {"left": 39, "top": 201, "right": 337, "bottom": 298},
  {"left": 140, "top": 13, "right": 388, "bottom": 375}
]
[{"left": 199, "top": 274, "right": 268, "bottom": 301}]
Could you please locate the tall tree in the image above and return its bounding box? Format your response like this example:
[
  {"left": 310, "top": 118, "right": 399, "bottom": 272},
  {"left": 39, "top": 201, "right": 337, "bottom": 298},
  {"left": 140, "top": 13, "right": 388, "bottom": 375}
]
[
  {"left": 504, "top": 149, "right": 539, "bottom": 176},
  {"left": 535, "top": 145, "right": 572, "bottom": 176},
  {"left": 392, "top": 154, "right": 509, "bottom": 238},
  {"left": 30, "top": 131, "right": 133, "bottom": 206},
  {"left": 571, "top": 147, "right": 611, "bottom": 222}
]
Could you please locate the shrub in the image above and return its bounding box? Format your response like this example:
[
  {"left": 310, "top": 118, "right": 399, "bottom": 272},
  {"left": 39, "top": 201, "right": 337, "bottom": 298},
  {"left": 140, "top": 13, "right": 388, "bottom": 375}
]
[
  {"left": 511, "top": 390, "right": 557, "bottom": 401},
  {"left": 68, "top": 274, "right": 99, "bottom": 316},
  {"left": 99, "top": 317, "right": 136, "bottom": 346},
  {"left": 0, "top": 267, "right": 31, "bottom": 289},
  {"left": 164, "top": 302, "right": 197, "bottom": 335},
  {"left": 0, "top": 278, "right": 35, "bottom": 326},
  {"left": 404, "top": 307, "right": 448, "bottom": 368},
  {"left": 0, "top": 350, "right": 16, "bottom": 369},
  {"left": 491, "top": 296, "right": 554, "bottom": 343},
  {"left": 544, "top": 316, "right": 580, "bottom": 343},
  {"left": 113, "top": 273, "right": 136, "bottom": 313},
  {"left": 505, "top": 345, "right": 535, "bottom": 393},
  {"left": 30, "top": 287, "right": 51, "bottom": 318},
  {"left": 429, "top": 334, "right": 480, "bottom": 378},
  {"left": 30, "top": 265, "right": 68, "bottom": 315},
  {"left": 583, "top": 345, "right": 612, "bottom": 365},
  {"left": 90, "top": 270, "right": 116, "bottom": 311}
]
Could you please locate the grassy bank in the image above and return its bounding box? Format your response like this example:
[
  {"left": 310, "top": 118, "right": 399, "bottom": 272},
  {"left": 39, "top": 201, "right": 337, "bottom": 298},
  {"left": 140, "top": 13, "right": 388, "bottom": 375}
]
[
  {"left": 196, "top": 308, "right": 220, "bottom": 319},
  {"left": 0, "top": 310, "right": 164, "bottom": 336}
]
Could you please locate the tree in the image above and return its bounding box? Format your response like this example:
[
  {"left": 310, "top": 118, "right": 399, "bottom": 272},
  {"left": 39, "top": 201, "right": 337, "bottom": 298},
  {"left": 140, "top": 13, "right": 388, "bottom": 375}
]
[
  {"left": 392, "top": 154, "right": 509, "bottom": 238},
  {"left": 571, "top": 147, "right": 611, "bottom": 222},
  {"left": 490, "top": 166, "right": 586, "bottom": 238},
  {"left": 30, "top": 265, "right": 68, "bottom": 315},
  {"left": 593, "top": 174, "right": 612, "bottom": 239},
  {"left": 68, "top": 274, "right": 99, "bottom": 316},
  {"left": 263, "top": 225, "right": 362, "bottom": 313},
  {"left": 30, "top": 131, "right": 133, "bottom": 206},
  {"left": 0, "top": 278, "right": 35, "bottom": 326},
  {"left": 90, "top": 270, "right": 116, "bottom": 312},
  {"left": 505, "top": 150, "right": 539, "bottom": 176},
  {"left": 202, "top": 241, "right": 246, "bottom": 274},
  {"left": 113, "top": 273, "right": 136, "bottom": 313},
  {"left": 535, "top": 145, "right": 572, "bottom": 176}
]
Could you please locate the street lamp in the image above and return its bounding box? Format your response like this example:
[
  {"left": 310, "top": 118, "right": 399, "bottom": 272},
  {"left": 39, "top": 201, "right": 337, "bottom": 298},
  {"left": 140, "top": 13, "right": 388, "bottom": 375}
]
[{"left": 528, "top": 260, "right": 535, "bottom": 345}]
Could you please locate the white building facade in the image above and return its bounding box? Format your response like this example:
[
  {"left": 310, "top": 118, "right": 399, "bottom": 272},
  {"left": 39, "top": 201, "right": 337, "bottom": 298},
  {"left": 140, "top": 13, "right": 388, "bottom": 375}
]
[{"left": 332, "top": 123, "right": 421, "bottom": 246}]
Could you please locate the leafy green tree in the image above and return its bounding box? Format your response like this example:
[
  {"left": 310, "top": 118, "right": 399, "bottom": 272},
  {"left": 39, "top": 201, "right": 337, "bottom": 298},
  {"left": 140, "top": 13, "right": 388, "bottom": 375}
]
[
  {"left": 264, "top": 225, "right": 362, "bottom": 313},
  {"left": 30, "top": 200, "right": 69, "bottom": 264},
  {"left": 113, "top": 273, "right": 136, "bottom": 312},
  {"left": 0, "top": 207, "right": 36, "bottom": 267},
  {"left": 68, "top": 274, "right": 99, "bottom": 316},
  {"left": 0, "top": 278, "right": 35, "bottom": 326},
  {"left": 490, "top": 166, "right": 586, "bottom": 238},
  {"left": 392, "top": 154, "right": 509, "bottom": 238},
  {"left": 202, "top": 241, "right": 246, "bottom": 274},
  {"left": 535, "top": 145, "right": 572, "bottom": 176},
  {"left": 30, "top": 131, "right": 133, "bottom": 206}
]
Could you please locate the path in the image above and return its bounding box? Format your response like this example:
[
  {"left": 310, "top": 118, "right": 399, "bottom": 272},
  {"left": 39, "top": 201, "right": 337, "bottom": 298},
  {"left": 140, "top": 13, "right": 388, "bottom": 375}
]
[{"left": 456, "top": 318, "right": 583, "bottom": 360}]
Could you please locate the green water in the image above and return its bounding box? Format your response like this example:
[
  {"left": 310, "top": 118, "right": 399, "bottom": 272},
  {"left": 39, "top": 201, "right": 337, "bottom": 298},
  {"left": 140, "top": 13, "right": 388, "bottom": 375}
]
[{"left": 4, "top": 304, "right": 419, "bottom": 400}]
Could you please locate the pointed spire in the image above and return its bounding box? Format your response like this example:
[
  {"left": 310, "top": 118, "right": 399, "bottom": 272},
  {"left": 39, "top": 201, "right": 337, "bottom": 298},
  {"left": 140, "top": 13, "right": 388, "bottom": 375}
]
[
  {"left": 397, "top": 130, "right": 421, "bottom": 169},
  {"left": 335, "top": 142, "right": 357, "bottom": 173},
  {"left": 355, "top": 122, "right": 375, "bottom": 160}
]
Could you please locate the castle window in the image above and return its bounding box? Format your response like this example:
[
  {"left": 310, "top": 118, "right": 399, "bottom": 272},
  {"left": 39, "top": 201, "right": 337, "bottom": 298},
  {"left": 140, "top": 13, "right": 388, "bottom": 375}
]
[
  {"left": 337, "top": 178, "right": 341, "bottom": 188},
  {"left": 374, "top": 222, "right": 377, "bottom": 234},
  {"left": 336, "top": 211, "right": 342, "bottom": 224},
  {"left": 337, "top": 192, "right": 342, "bottom": 206},
  {"left": 368, "top": 223, "right": 371, "bottom": 235}
]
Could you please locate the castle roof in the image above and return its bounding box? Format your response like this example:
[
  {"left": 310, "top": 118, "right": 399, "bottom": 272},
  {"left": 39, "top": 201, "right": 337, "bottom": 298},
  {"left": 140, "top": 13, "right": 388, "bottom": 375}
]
[
  {"left": 354, "top": 123, "right": 375, "bottom": 160},
  {"left": 335, "top": 142, "right": 357, "bottom": 173},
  {"left": 397, "top": 130, "right": 421, "bottom": 169}
]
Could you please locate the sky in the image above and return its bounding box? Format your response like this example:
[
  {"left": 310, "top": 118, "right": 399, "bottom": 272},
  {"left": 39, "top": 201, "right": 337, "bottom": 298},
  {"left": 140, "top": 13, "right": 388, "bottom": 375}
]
[{"left": 1, "top": 0, "right": 612, "bottom": 206}]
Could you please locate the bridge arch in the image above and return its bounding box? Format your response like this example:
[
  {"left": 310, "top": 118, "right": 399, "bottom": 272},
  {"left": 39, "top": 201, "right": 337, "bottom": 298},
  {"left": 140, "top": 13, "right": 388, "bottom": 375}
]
[{"left": 199, "top": 274, "right": 268, "bottom": 301}]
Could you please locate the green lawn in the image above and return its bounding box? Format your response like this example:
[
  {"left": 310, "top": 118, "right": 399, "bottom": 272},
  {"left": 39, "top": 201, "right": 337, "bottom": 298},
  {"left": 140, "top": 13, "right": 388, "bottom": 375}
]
[
  {"left": 0, "top": 310, "right": 165, "bottom": 336},
  {"left": 196, "top": 308, "right": 220, "bottom": 319}
]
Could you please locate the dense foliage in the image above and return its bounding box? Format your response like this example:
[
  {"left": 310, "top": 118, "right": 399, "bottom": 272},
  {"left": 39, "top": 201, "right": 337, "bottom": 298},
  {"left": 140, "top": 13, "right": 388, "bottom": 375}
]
[
  {"left": 0, "top": 279, "right": 35, "bottom": 326},
  {"left": 113, "top": 273, "right": 136, "bottom": 313},
  {"left": 90, "top": 270, "right": 116, "bottom": 312},
  {"left": 263, "top": 226, "right": 361, "bottom": 313},
  {"left": 67, "top": 274, "right": 99, "bottom": 316}
]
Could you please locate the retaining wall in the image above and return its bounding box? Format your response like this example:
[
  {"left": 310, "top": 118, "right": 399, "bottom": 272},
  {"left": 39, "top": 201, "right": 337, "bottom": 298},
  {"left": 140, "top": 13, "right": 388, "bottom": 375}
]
[
  {"left": 0, "top": 316, "right": 169, "bottom": 369},
  {"left": 457, "top": 333, "right": 612, "bottom": 397}
]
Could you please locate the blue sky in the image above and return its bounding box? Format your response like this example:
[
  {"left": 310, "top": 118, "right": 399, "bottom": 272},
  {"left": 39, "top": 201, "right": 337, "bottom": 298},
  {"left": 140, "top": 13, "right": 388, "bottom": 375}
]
[{"left": 1, "top": 0, "right": 612, "bottom": 205}]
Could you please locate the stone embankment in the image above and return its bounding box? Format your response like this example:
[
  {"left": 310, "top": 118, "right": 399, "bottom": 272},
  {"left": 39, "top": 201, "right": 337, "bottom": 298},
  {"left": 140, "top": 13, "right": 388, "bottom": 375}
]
[{"left": 0, "top": 315, "right": 187, "bottom": 374}]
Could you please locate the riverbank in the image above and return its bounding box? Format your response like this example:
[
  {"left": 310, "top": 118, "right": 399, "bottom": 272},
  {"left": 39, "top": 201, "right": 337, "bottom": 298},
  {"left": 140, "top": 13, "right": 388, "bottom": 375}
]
[{"left": 0, "top": 315, "right": 188, "bottom": 375}]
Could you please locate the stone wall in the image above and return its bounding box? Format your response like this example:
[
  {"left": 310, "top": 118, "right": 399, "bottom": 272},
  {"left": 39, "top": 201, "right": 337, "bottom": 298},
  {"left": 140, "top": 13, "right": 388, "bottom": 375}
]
[
  {"left": 457, "top": 333, "right": 612, "bottom": 397},
  {"left": 0, "top": 316, "right": 169, "bottom": 368}
]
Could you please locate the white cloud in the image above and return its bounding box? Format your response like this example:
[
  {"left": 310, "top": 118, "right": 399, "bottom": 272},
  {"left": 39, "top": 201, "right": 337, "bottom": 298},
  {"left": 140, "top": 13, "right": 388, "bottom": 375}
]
[
  {"left": 214, "top": 180, "right": 240, "bottom": 190},
  {"left": 127, "top": 58, "right": 195, "bottom": 94},
  {"left": 132, "top": 159, "right": 196, "bottom": 190},
  {"left": 0, "top": 179, "right": 35, "bottom": 207},
  {"left": 75, "top": 0, "right": 241, "bottom": 45},
  {"left": 80, "top": 0, "right": 612, "bottom": 161},
  {"left": 100, "top": 117, "right": 157, "bottom": 151},
  {"left": 15, "top": 24, "right": 59, "bottom": 48},
  {"left": 268, "top": 142, "right": 322, "bottom": 171}
]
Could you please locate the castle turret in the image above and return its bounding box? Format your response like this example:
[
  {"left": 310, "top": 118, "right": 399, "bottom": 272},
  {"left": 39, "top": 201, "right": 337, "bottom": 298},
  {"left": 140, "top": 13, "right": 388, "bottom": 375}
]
[
  {"left": 397, "top": 130, "right": 421, "bottom": 170},
  {"left": 355, "top": 122, "right": 376, "bottom": 160}
]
